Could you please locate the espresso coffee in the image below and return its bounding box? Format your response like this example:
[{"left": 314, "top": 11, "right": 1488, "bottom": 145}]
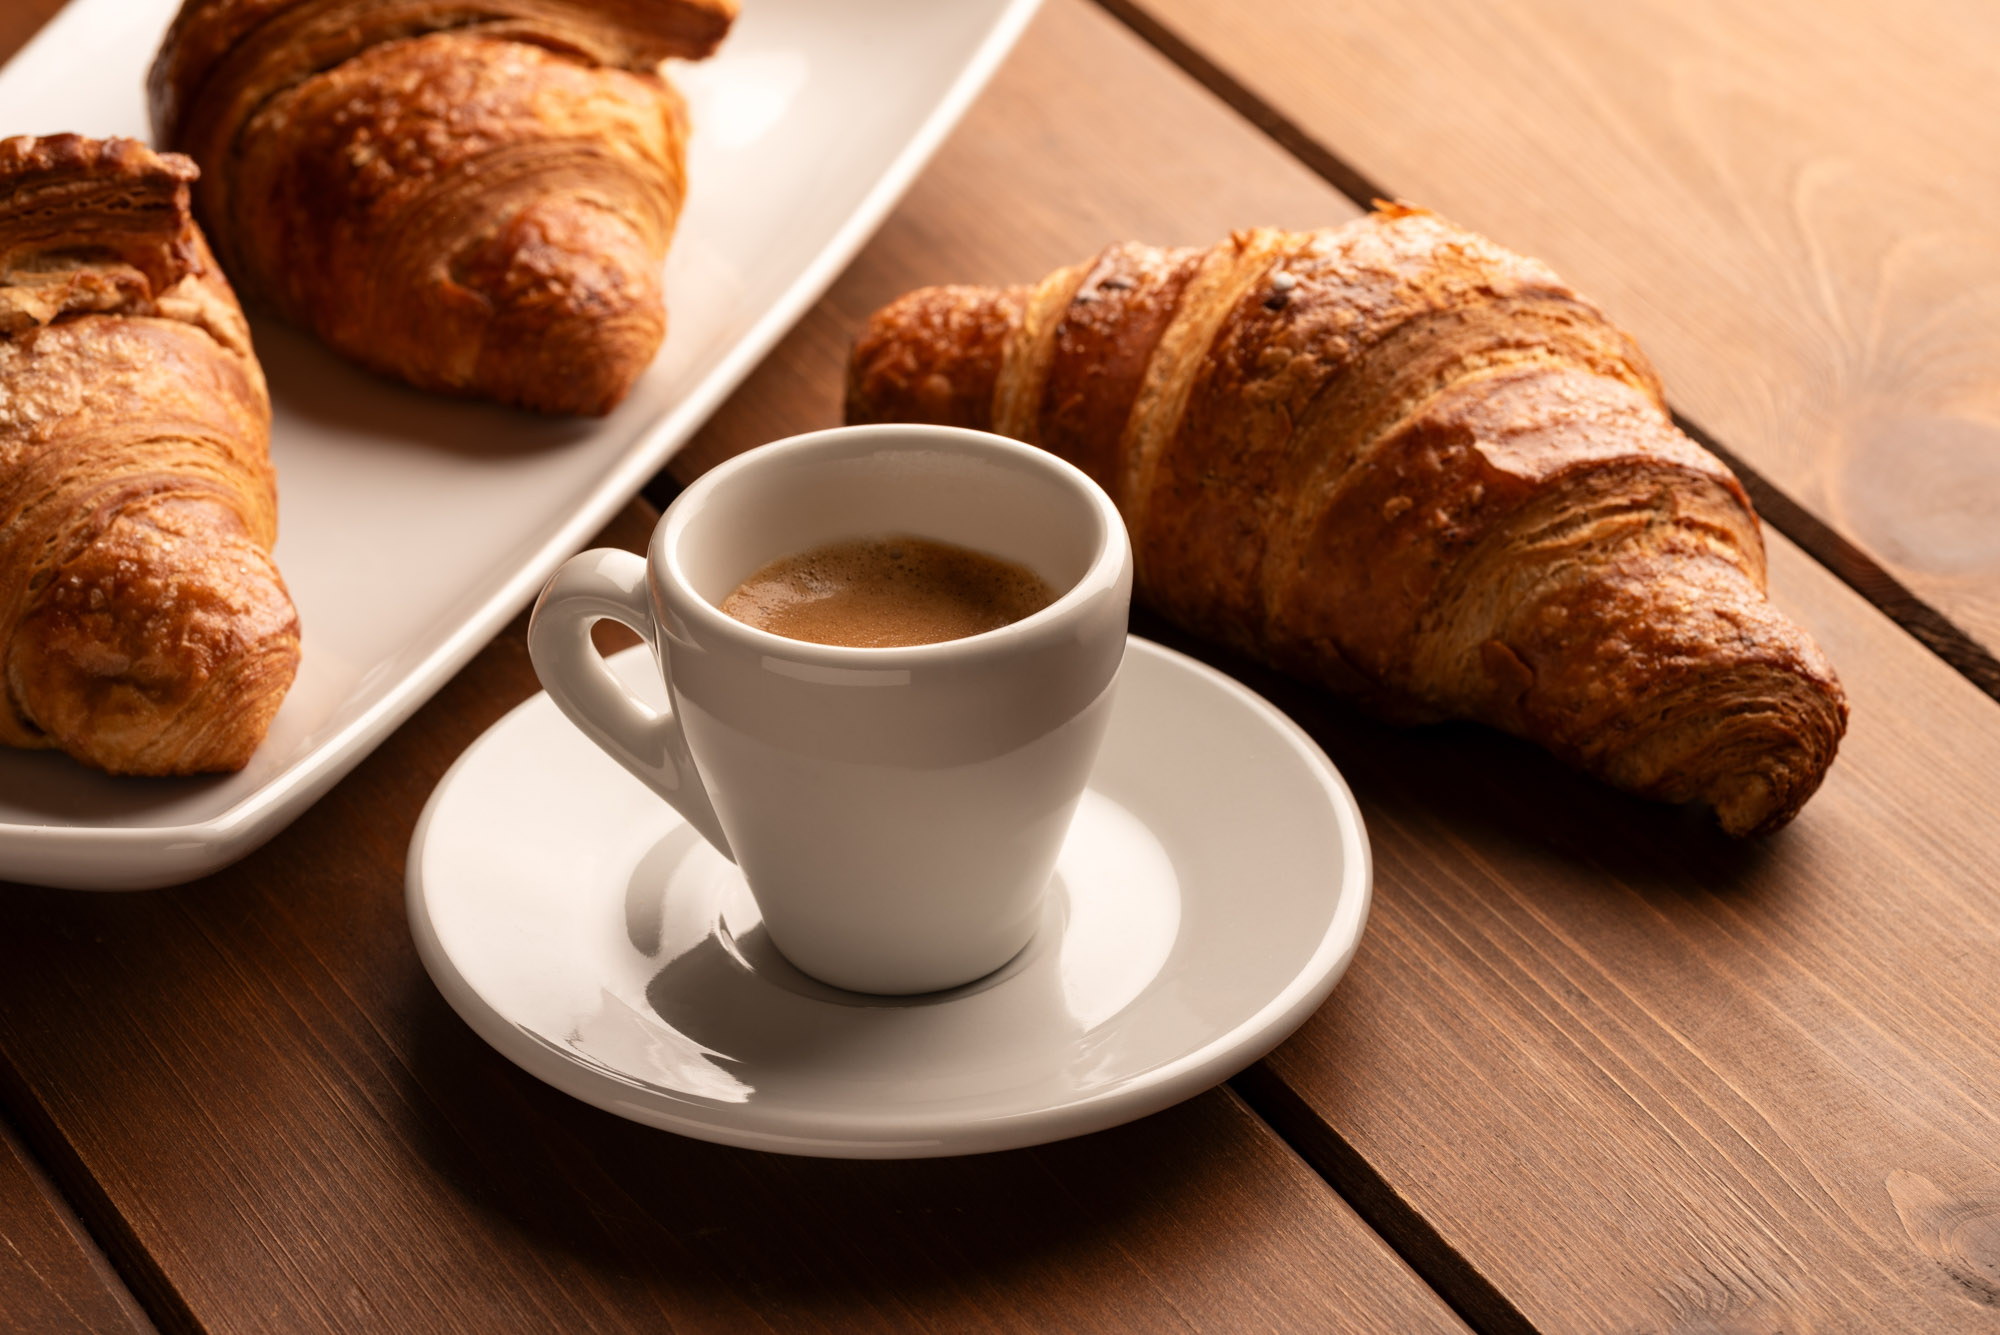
[{"left": 720, "top": 536, "right": 1058, "bottom": 648}]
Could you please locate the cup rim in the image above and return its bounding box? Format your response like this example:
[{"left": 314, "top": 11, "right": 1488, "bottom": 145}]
[{"left": 653, "top": 424, "right": 1131, "bottom": 664}]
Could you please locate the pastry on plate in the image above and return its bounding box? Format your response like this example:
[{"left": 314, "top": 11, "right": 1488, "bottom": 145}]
[
  {"left": 0, "top": 134, "right": 298, "bottom": 775},
  {"left": 150, "top": 0, "right": 737, "bottom": 415},
  {"left": 846, "top": 205, "right": 1848, "bottom": 835}
]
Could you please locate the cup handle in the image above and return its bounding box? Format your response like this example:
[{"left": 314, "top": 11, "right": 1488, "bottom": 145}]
[{"left": 527, "top": 548, "right": 733, "bottom": 861}]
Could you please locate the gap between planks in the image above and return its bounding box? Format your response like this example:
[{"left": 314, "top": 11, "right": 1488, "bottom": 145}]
[
  {"left": 1229, "top": 1064, "right": 1533, "bottom": 1335},
  {"left": 0, "top": 1100, "right": 157, "bottom": 1335},
  {"left": 0, "top": 1058, "right": 199, "bottom": 1335},
  {"left": 1087, "top": 0, "right": 2000, "bottom": 706}
]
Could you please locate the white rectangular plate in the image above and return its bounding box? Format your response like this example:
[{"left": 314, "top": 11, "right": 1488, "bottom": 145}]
[{"left": 0, "top": 0, "right": 1041, "bottom": 889}]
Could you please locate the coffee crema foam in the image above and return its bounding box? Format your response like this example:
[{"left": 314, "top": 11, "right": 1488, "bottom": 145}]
[{"left": 720, "top": 536, "right": 1058, "bottom": 648}]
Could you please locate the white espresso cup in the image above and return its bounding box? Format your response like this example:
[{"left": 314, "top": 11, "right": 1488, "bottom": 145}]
[{"left": 527, "top": 425, "right": 1133, "bottom": 995}]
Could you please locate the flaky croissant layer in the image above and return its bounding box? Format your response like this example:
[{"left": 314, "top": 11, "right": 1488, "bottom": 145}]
[
  {"left": 0, "top": 135, "right": 298, "bottom": 775},
  {"left": 847, "top": 207, "right": 1848, "bottom": 835}
]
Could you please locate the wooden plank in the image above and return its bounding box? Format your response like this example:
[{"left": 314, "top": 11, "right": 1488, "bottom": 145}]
[
  {"left": 0, "top": 19, "right": 1467, "bottom": 1326},
  {"left": 1192, "top": 531, "right": 2000, "bottom": 1334},
  {"left": 672, "top": 3, "right": 2000, "bottom": 1332},
  {"left": 0, "top": 3, "right": 1416, "bottom": 1332},
  {"left": 12, "top": 0, "right": 1997, "bottom": 1331},
  {"left": 0, "top": 1111, "right": 154, "bottom": 1335},
  {"left": 0, "top": 6, "right": 1465, "bottom": 1331},
  {"left": 0, "top": 506, "right": 1465, "bottom": 1335},
  {"left": 0, "top": 0, "right": 62, "bottom": 72},
  {"left": 667, "top": 0, "right": 1356, "bottom": 481},
  {"left": 1108, "top": 0, "right": 2000, "bottom": 686}
]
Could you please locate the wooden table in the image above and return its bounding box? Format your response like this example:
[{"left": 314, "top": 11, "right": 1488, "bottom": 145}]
[{"left": 5, "top": 2, "right": 2000, "bottom": 1331}]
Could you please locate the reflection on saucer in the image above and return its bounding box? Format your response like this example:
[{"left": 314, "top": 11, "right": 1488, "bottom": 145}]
[
  {"left": 559, "top": 989, "right": 752, "bottom": 1104},
  {"left": 559, "top": 791, "right": 1181, "bottom": 1104}
]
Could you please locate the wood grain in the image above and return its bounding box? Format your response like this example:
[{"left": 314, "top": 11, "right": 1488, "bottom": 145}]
[
  {"left": 0, "top": 1110, "right": 153, "bottom": 1335},
  {"left": 674, "top": 2, "right": 2000, "bottom": 1330},
  {"left": 1199, "top": 530, "right": 2000, "bottom": 1335},
  {"left": 0, "top": 501, "right": 1465, "bottom": 1335},
  {"left": 668, "top": 0, "right": 1355, "bottom": 481},
  {"left": 6, "top": 0, "right": 1999, "bottom": 1331},
  {"left": 1114, "top": 0, "right": 2000, "bottom": 677}
]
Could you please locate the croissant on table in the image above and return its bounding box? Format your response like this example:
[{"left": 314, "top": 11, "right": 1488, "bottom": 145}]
[
  {"left": 847, "top": 205, "right": 1848, "bottom": 835},
  {"left": 149, "top": 0, "right": 736, "bottom": 416},
  {"left": 0, "top": 135, "right": 298, "bottom": 775}
]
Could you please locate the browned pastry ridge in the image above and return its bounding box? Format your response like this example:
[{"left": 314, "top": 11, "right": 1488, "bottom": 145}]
[
  {"left": 0, "top": 134, "right": 298, "bottom": 775},
  {"left": 149, "top": 0, "right": 736, "bottom": 416},
  {"left": 847, "top": 206, "right": 1849, "bottom": 835}
]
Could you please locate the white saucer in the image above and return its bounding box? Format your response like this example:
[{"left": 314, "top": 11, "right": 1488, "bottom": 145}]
[{"left": 407, "top": 637, "right": 1370, "bottom": 1158}]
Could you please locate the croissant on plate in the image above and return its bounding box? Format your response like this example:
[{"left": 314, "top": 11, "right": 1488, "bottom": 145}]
[
  {"left": 846, "top": 205, "right": 1848, "bottom": 835},
  {"left": 0, "top": 135, "right": 298, "bottom": 775},
  {"left": 149, "top": 0, "right": 736, "bottom": 416}
]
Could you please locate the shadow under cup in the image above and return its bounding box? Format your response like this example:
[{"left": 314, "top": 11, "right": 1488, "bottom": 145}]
[{"left": 655, "top": 425, "right": 1134, "bottom": 995}]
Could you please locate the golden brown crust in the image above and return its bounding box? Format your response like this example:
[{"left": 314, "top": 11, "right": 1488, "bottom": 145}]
[
  {"left": 0, "top": 135, "right": 297, "bottom": 775},
  {"left": 1038, "top": 243, "right": 1204, "bottom": 495},
  {"left": 148, "top": 0, "right": 736, "bottom": 155},
  {"left": 847, "top": 206, "right": 1849, "bottom": 835},
  {"left": 150, "top": 0, "right": 730, "bottom": 415},
  {"left": 846, "top": 286, "right": 1022, "bottom": 433},
  {"left": 232, "top": 32, "right": 686, "bottom": 414}
]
